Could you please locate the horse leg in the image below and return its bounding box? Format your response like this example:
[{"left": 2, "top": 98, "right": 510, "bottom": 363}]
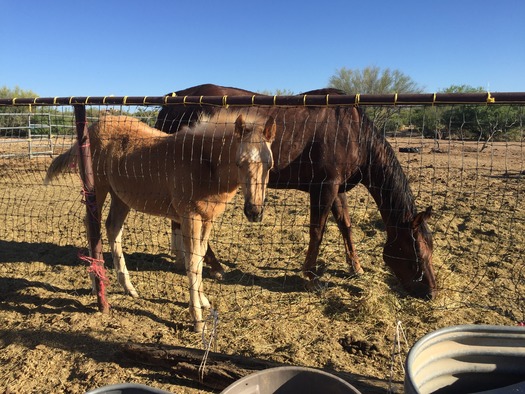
[
  {"left": 171, "top": 220, "right": 185, "bottom": 267},
  {"left": 303, "top": 184, "right": 337, "bottom": 289},
  {"left": 106, "top": 194, "right": 138, "bottom": 298},
  {"left": 172, "top": 220, "right": 224, "bottom": 280},
  {"left": 331, "top": 193, "right": 364, "bottom": 275},
  {"left": 203, "top": 244, "right": 224, "bottom": 280},
  {"left": 182, "top": 214, "right": 210, "bottom": 333},
  {"left": 199, "top": 220, "right": 214, "bottom": 309}
]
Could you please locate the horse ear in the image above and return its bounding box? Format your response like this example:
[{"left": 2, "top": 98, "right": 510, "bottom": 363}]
[
  {"left": 412, "top": 206, "right": 432, "bottom": 229},
  {"left": 234, "top": 114, "right": 246, "bottom": 138},
  {"left": 263, "top": 116, "right": 277, "bottom": 142}
]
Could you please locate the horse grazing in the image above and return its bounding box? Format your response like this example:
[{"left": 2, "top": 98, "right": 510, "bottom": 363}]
[
  {"left": 156, "top": 84, "right": 437, "bottom": 300},
  {"left": 45, "top": 111, "right": 276, "bottom": 332}
]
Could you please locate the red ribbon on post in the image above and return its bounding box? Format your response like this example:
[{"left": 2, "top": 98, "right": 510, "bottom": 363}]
[{"left": 74, "top": 105, "right": 110, "bottom": 313}]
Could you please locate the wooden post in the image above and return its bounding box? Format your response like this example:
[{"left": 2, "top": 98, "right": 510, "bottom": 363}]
[{"left": 74, "top": 105, "right": 110, "bottom": 313}]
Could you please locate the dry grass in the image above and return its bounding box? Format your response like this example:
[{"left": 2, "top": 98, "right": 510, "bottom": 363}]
[{"left": 1, "top": 132, "right": 524, "bottom": 393}]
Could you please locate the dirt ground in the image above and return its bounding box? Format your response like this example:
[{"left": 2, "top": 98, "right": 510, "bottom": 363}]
[{"left": 1, "top": 128, "right": 524, "bottom": 393}]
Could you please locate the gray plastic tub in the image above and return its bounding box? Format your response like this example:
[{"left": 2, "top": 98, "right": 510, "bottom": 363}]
[
  {"left": 221, "top": 366, "right": 361, "bottom": 394},
  {"left": 405, "top": 325, "right": 525, "bottom": 394}
]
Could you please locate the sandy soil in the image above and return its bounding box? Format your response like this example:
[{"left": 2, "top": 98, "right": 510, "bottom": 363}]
[{"left": 1, "top": 130, "right": 524, "bottom": 393}]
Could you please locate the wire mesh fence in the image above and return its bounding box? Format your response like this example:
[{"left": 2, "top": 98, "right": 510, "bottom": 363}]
[{"left": 0, "top": 96, "right": 524, "bottom": 393}]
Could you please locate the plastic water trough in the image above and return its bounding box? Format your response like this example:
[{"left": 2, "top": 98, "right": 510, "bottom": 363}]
[{"left": 405, "top": 325, "right": 525, "bottom": 393}]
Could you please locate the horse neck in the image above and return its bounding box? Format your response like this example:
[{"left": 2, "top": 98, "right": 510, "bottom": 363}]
[
  {"left": 193, "top": 131, "right": 240, "bottom": 189},
  {"left": 360, "top": 123, "right": 417, "bottom": 231}
]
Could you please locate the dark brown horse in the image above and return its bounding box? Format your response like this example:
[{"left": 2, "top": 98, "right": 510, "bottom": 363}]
[{"left": 156, "top": 84, "right": 436, "bottom": 299}]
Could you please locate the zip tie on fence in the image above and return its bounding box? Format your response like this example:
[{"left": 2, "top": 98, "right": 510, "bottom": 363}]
[
  {"left": 326, "top": 94, "right": 330, "bottom": 106},
  {"left": 199, "top": 96, "right": 204, "bottom": 106},
  {"left": 303, "top": 94, "right": 307, "bottom": 106},
  {"left": 432, "top": 93, "right": 437, "bottom": 106},
  {"left": 69, "top": 160, "right": 78, "bottom": 170},
  {"left": 251, "top": 95, "right": 256, "bottom": 106},
  {"left": 199, "top": 308, "right": 219, "bottom": 382},
  {"left": 388, "top": 320, "right": 408, "bottom": 393},
  {"left": 394, "top": 93, "right": 398, "bottom": 106},
  {"left": 80, "top": 187, "right": 95, "bottom": 201},
  {"left": 223, "top": 95, "right": 229, "bottom": 108},
  {"left": 487, "top": 92, "right": 495, "bottom": 103},
  {"left": 80, "top": 187, "right": 100, "bottom": 222},
  {"left": 123, "top": 96, "right": 128, "bottom": 105},
  {"left": 355, "top": 93, "right": 360, "bottom": 105}
]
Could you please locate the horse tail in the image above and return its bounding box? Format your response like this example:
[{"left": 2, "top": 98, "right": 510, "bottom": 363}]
[{"left": 44, "top": 142, "right": 78, "bottom": 185}]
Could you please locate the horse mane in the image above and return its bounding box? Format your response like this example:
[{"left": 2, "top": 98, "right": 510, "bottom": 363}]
[
  {"left": 357, "top": 107, "right": 417, "bottom": 224},
  {"left": 182, "top": 108, "right": 265, "bottom": 137}
]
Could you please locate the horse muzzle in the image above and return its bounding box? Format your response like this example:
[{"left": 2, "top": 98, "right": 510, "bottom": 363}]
[
  {"left": 406, "top": 280, "right": 436, "bottom": 301},
  {"left": 244, "top": 202, "right": 264, "bottom": 223}
]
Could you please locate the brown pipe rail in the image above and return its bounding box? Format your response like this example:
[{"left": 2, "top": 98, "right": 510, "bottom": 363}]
[{"left": 2, "top": 92, "right": 525, "bottom": 107}]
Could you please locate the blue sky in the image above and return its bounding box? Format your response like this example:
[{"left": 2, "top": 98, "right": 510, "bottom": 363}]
[{"left": 1, "top": 0, "right": 524, "bottom": 97}]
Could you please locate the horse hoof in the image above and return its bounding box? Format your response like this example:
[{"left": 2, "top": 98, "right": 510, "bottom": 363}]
[
  {"left": 210, "top": 268, "right": 225, "bottom": 280},
  {"left": 193, "top": 321, "right": 205, "bottom": 333},
  {"left": 305, "top": 278, "right": 326, "bottom": 292},
  {"left": 200, "top": 296, "right": 211, "bottom": 310},
  {"left": 126, "top": 289, "right": 139, "bottom": 298},
  {"left": 314, "top": 259, "right": 327, "bottom": 277},
  {"left": 351, "top": 266, "right": 365, "bottom": 276}
]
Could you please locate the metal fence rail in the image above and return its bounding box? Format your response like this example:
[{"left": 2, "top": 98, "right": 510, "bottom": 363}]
[{"left": 2, "top": 91, "right": 525, "bottom": 107}]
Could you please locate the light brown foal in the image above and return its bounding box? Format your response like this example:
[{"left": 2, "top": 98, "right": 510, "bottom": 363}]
[{"left": 45, "top": 110, "right": 276, "bottom": 332}]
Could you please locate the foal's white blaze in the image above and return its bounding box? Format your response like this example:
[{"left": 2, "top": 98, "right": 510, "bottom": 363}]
[
  {"left": 240, "top": 143, "right": 265, "bottom": 162},
  {"left": 237, "top": 130, "right": 274, "bottom": 221}
]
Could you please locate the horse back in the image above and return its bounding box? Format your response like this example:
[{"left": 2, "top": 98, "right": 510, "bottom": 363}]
[
  {"left": 90, "top": 114, "right": 239, "bottom": 220},
  {"left": 155, "top": 85, "right": 367, "bottom": 188},
  {"left": 155, "top": 84, "right": 262, "bottom": 133}
]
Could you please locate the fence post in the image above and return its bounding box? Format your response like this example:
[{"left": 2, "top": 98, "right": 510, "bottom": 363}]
[{"left": 74, "top": 105, "right": 110, "bottom": 313}]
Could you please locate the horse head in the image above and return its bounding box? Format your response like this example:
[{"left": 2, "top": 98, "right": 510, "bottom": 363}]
[
  {"left": 234, "top": 114, "right": 276, "bottom": 222},
  {"left": 382, "top": 206, "right": 437, "bottom": 300}
]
